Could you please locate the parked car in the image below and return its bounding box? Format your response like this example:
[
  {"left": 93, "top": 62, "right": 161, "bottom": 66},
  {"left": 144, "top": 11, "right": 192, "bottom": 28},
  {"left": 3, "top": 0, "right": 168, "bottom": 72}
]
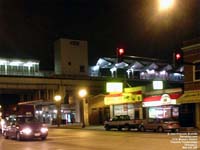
[
  {"left": 3, "top": 116, "right": 48, "bottom": 141},
  {"left": 104, "top": 115, "right": 143, "bottom": 131},
  {"left": 139, "top": 118, "right": 180, "bottom": 133}
]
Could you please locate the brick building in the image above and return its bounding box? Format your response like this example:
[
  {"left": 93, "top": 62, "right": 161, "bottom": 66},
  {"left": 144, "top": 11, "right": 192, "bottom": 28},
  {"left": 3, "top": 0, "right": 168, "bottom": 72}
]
[{"left": 178, "top": 38, "right": 200, "bottom": 129}]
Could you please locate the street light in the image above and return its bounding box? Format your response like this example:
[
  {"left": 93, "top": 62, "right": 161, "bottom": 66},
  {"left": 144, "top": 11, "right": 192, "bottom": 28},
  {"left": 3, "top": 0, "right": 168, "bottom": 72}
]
[
  {"left": 78, "top": 89, "right": 88, "bottom": 128},
  {"left": 54, "top": 95, "right": 62, "bottom": 102},
  {"left": 158, "top": 0, "right": 174, "bottom": 12},
  {"left": 54, "top": 95, "right": 62, "bottom": 127},
  {"left": 78, "top": 89, "right": 87, "bottom": 98}
]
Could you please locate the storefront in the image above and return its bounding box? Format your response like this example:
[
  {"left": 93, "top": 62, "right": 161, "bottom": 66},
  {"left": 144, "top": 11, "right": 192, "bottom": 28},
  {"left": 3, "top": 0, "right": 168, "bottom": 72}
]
[
  {"left": 104, "top": 86, "right": 144, "bottom": 119},
  {"left": 177, "top": 90, "right": 200, "bottom": 128},
  {"left": 143, "top": 93, "right": 181, "bottom": 120},
  {"left": 35, "top": 104, "right": 77, "bottom": 125}
]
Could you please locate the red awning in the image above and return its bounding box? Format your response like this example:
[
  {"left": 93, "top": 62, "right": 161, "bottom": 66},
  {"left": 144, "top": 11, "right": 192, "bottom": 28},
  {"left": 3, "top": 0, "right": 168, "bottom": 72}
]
[{"left": 143, "top": 93, "right": 181, "bottom": 102}]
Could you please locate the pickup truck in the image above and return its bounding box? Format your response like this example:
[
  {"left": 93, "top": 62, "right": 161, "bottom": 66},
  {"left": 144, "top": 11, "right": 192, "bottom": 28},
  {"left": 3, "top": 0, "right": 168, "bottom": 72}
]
[{"left": 104, "top": 115, "right": 143, "bottom": 131}]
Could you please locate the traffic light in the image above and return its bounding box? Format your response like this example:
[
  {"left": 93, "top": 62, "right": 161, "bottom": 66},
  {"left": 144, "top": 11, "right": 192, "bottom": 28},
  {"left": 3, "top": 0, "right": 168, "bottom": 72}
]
[
  {"left": 116, "top": 48, "right": 125, "bottom": 63},
  {"left": 173, "top": 51, "right": 183, "bottom": 67}
]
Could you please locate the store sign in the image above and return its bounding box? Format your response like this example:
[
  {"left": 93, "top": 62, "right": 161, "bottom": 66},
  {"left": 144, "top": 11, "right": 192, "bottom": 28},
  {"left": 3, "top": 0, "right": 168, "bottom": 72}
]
[
  {"left": 153, "top": 81, "right": 163, "bottom": 90},
  {"left": 104, "top": 93, "right": 142, "bottom": 105},
  {"left": 106, "top": 82, "right": 123, "bottom": 93},
  {"left": 142, "top": 93, "right": 180, "bottom": 107},
  {"left": 104, "top": 86, "right": 144, "bottom": 105}
]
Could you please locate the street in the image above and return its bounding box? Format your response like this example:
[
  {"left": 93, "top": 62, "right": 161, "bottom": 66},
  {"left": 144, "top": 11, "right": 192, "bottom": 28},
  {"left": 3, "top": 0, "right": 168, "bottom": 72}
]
[{"left": 0, "top": 128, "right": 199, "bottom": 150}]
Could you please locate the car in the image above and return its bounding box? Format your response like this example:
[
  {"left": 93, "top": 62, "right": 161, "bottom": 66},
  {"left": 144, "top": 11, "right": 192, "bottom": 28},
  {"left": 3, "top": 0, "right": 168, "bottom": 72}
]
[
  {"left": 139, "top": 118, "right": 180, "bottom": 133},
  {"left": 3, "top": 116, "right": 48, "bottom": 141},
  {"left": 104, "top": 115, "right": 143, "bottom": 131}
]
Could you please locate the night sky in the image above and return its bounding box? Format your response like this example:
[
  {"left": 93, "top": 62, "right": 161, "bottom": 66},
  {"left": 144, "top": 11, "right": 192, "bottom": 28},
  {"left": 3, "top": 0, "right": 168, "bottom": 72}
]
[{"left": 0, "top": 0, "right": 199, "bottom": 70}]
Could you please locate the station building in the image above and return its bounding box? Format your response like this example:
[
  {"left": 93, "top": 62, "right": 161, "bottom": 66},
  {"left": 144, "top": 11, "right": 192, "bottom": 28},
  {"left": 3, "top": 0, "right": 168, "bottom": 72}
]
[{"left": 0, "top": 38, "right": 186, "bottom": 127}]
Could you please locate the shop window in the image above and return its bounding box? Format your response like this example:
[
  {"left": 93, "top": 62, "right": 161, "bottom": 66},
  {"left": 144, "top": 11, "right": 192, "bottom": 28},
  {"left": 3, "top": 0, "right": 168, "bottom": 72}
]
[
  {"left": 112, "top": 116, "right": 120, "bottom": 121},
  {"left": 194, "top": 61, "right": 200, "bottom": 81},
  {"left": 172, "top": 107, "right": 179, "bottom": 118},
  {"left": 149, "top": 106, "right": 172, "bottom": 119}
]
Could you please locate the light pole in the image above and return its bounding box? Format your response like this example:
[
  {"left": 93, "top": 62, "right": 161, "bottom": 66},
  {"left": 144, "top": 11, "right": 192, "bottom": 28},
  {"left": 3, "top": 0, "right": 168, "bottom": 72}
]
[
  {"left": 78, "top": 89, "right": 88, "bottom": 128},
  {"left": 54, "top": 95, "right": 62, "bottom": 127},
  {"left": 158, "top": 0, "right": 176, "bottom": 63}
]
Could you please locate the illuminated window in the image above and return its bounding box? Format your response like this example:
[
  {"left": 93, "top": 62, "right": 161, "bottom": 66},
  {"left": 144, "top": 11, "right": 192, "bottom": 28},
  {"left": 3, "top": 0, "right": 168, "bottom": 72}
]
[{"left": 194, "top": 61, "right": 200, "bottom": 81}]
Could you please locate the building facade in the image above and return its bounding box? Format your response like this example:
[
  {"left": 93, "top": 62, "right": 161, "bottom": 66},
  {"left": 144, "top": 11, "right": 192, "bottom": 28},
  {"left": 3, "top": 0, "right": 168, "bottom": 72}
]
[
  {"left": 178, "top": 38, "right": 200, "bottom": 129},
  {"left": 54, "top": 38, "right": 88, "bottom": 75}
]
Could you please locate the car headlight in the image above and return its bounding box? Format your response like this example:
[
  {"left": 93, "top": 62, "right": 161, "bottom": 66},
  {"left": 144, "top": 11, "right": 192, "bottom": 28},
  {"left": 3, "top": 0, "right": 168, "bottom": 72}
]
[
  {"left": 41, "top": 127, "right": 48, "bottom": 133},
  {"left": 21, "top": 128, "right": 32, "bottom": 135}
]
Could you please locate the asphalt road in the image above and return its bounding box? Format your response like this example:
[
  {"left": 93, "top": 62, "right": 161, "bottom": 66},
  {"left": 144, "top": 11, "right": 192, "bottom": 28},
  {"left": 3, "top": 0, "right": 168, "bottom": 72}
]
[{"left": 0, "top": 128, "right": 199, "bottom": 150}]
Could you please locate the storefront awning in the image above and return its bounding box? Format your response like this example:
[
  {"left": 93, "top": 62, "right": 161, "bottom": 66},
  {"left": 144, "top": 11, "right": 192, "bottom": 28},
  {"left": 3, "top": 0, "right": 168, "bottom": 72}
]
[
  {"left": 143, "top": 93, "right": 181, "bottom": 107},
  {"left": 177, "top": 90, "right": 200, "bottom": 104}
]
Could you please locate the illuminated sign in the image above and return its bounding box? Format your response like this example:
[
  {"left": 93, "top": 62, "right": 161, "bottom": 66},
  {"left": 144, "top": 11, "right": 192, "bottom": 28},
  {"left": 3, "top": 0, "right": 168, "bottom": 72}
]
[
  {"left": 153, "top": 81, "right": 163, "bottom": 90},
  {"left": 149, "top": 106, "right": 172, "bottom": 119},
  {"left": 104, "top": 93, "right": 142, "bottom": 105},
  {"left": 106, "top": 82, "right": 123, "bottom": 93},
  {"left": 143, "top": 93, "right": 180, "bottom": 107},
  {"left": 105, "top": 86, "right": 144, "bottom": 105}
]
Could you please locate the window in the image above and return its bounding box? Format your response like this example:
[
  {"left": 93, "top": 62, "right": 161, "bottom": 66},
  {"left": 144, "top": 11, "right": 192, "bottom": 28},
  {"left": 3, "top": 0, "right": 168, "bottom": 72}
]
[
  {"left": 70, "top": 41, "right": 80, "bottom": 46},
  {"left": 194, "top": 61, "right": 200, "bottom": 81},
  {"left": 80, "top": 65, "right": 85, "bottom": 72}
]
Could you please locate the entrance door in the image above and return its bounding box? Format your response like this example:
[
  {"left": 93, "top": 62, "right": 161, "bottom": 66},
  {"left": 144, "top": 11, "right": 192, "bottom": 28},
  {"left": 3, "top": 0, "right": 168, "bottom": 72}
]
[{"left": 179, "top": 104, "right": 195, "bottom": 127}]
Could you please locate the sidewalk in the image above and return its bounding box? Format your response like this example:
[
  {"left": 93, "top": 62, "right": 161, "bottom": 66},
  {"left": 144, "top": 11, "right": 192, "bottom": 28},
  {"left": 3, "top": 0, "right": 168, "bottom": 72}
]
[
  {"left": 48, "top": 123, "right": 83, "bottom": 129},
  {"left": 180, "top": 127, "right": 200, "bottom": 134},
  {"left": 48, "top": 123, "right": 104, "bottom": 130},
  {"left": 48, "top": 124, "right": 200, "bottom": 133}
]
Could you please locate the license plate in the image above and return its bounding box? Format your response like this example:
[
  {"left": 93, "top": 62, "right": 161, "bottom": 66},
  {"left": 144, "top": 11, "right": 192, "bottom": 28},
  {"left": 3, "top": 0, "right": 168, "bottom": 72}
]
[{"left": 34, "top": 133, "right": 40, "bottom": 136}]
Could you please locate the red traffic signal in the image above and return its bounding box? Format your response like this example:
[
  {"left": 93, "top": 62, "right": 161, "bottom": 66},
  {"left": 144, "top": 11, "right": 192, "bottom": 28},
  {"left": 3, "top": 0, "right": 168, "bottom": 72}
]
[
  {"left": 117, "top": 48, "right": 125, "bottom": 56},
  {"left": 173, "top": 51, "right": 183, "bottom": 67},
  {"left": 175, "top": 53, "right": 181, "bottom": 60},
  {"left": 118, "top": 48, "right": 124, "bottom": 56},
  {"left": 116, "top": 48, "right": 125, "bottom": 63}
]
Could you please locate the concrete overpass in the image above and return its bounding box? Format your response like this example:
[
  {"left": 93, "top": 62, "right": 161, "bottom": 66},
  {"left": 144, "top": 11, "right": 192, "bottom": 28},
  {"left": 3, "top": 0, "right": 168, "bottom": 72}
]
[{"left": 0, "top": 75, "right": 106, "bottom": 103}]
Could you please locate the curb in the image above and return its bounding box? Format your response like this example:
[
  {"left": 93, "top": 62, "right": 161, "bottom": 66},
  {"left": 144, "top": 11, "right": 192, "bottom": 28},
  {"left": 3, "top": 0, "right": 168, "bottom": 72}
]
[
  {"left": 49, "top": 125, "right": 82, "bottom": 129},
  {"left": 48, "top": 125, "right": 199, "bottom": 133},
  {"left": 180, "top": 127, "right": 200, "bottom": 133},
  {"left": 48, "top": 125, "right": 105, "bottom": 130}
]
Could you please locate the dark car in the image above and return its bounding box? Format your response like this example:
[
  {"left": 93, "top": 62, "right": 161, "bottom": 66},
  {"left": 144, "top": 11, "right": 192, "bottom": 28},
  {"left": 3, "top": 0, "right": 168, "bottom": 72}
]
[
  {"left": 139, "top": 118, "right": 180, "bottom": 133},
  {"left": 3, "top": 116, "right": 48, "bottom": 141}
]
